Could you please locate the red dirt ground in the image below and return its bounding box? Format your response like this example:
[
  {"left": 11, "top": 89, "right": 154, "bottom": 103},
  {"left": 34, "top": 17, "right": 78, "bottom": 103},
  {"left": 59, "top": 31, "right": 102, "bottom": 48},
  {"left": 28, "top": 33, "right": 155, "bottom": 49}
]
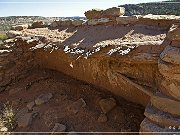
[{"left": 0, "top": 68, "right": 145, "bottom": 133}]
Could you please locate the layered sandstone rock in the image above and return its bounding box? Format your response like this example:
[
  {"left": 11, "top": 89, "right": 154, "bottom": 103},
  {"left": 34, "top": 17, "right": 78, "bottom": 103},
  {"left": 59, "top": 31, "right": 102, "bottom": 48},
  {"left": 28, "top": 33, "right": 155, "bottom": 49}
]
[
  {"left": 116, "top": 16, "right": 138, "bottom": 25},
  {"left": 1, "top": 10, "right": 180, "bottom": 134},
  {"left": 84, "top": 7, "right": 125, "bottom": 20},
  {"left": 140, "top": 24, "right": 180, "bottom": 134},
  {"left": 0, "top": 37, "right": 37, "bottom": 92}
]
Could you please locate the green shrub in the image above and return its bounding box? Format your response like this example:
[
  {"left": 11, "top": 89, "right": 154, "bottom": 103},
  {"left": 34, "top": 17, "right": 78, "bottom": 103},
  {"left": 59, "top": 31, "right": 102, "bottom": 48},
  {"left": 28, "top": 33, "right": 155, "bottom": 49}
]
[{"left": 0, "top": 34, "right": 8, "bottom": 41}]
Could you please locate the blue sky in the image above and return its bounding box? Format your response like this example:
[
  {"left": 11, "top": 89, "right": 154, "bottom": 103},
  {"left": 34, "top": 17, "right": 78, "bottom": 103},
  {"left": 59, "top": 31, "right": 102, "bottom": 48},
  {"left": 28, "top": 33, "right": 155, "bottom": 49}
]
[{"left": 0, "top": 0, "right": 169, "bottom": 17}]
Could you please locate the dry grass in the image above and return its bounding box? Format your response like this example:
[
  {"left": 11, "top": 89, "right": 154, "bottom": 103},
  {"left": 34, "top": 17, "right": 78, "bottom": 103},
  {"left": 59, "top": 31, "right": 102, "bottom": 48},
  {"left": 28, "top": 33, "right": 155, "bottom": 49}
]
[{"left": 0, "top": 104, "right": 16, "bottom": 132}]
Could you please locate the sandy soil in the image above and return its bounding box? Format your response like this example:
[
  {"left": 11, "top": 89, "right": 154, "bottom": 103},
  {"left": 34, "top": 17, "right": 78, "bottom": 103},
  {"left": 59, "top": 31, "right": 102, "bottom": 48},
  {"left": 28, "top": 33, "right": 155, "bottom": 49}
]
[{"left": 0, "top": 68, "right": 145, "bottom": 133}]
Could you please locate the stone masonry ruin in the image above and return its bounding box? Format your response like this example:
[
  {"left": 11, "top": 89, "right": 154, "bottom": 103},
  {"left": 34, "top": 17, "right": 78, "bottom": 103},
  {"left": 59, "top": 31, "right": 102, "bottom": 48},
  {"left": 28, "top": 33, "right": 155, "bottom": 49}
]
[{"left": 0, "top": 7, "right": 180, "bottom": 133}]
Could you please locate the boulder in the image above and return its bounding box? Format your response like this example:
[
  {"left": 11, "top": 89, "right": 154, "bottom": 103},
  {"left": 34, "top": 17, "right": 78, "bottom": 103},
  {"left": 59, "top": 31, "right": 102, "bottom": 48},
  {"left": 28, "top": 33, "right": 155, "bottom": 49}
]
[
  {"left": 31, "top": 21, "right": 45, "bottom": 28},
  {"left": 84, "top": 9, "right": 103, "bottom": 19},
  {"left": 6, "top": 30, "right": 22, "bottom": 38},
  {"left": 167, "top": 24, "right": 180, "bottom": 41},
  {"left": 87, "top": 18, "right": 111, "bottom": 25},
  {"left": 103, "top": 7, "right": 125, "bottom": 18},
  {"left": 99, "top": 98, "right": 116, "bottom": 114},
  {"left": 160, "top": 45, "right": 180, "bottom": 64},
  {"left": 116, "top": 16, "right": 138, "bottom": 25},
  {"left": 84, "top": 7, "right": 125, "bottom": 19},
  {"left": 72, "top": 20, "right": 84, "bottom": 26}
]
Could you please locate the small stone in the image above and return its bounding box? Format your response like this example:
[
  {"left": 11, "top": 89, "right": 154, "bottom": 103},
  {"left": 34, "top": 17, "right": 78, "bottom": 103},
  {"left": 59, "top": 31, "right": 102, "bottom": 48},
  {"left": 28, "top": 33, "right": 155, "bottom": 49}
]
[
  {"left": 51, "top": 123, "right": 66, "bottom": 133},
  {"left": 9, "top": 87, "right": 23, "bottom": 95},
  {"left": 98, "top": 113, "right": 108, "bottom": 123},
  {"left": 99, "top": 98, "right": 116, "bottom": 114},
  {"left": 67, "top": 98, "right": 86, "bottom": 114},
  {"left": 17, "top": 113, "right": 33, "bottom": 128},
  {"left": 35, "top": 93, "right": 53, "bottom": 105},
  {"left": 27, "top": 101, "right": 35, "bottom": 111}
]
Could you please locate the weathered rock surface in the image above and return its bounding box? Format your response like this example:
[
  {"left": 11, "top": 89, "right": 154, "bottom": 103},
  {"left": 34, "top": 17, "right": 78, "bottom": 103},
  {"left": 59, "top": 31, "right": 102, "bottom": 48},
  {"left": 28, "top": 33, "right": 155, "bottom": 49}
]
[
  {"left": 35, "top": 93, "right": 53, "bottom": 105},
  {"left": 103, "top": 7, "right": 125, "bottom": 17},
  {"left": 139, "top": 15, "right": 180, "bottom": 27},
  {"left": 158, "top": 59, "right": 180, "bottom": 81},
  {"left": 85, "top": 7, "right": 125, "bottom": 19},
  {"left": 84, "top": 9, "right": 103, "bottom": 19},
  {"left": 140, "top": 118, "right": 175, "bottom": 134},
  {"left": 160, "top": 80, "right": 180, "bottom": 100},
  {"left": 99, "top": 98, "right": 116, "bottom": 114},
  {"left": 160, "top": 45, "right": 180, "bottom": 64},
  {"left": 116, "top": 16, "right": 138, "bottom": 25},
  {"left": 87, "top": 18, "right": 111, "bottom": 25},
  {"left": 151, "top": 94, "right": 180, "bottom": 116},
  {"left": 144, "top": 104, "right": 180, "bottom": 127}
]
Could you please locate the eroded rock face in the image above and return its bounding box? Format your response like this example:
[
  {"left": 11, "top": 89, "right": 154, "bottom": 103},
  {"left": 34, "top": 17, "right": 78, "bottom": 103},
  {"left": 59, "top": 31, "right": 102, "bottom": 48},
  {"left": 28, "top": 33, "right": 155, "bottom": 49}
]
[
  {"left": 85, "top": 7, "right": 125, "bottom": 19},
  {"left": 141, "top": 23, "right": 180, "bottom": 134},
  {"left": 87, "top": 18, "right": 111, "bottom": 25},
  {"left": 160, "top": 45, "right": 180, "bottom": 64},
  {"left": 116, "top": 16, "right": 138, "bottom": 25},
  {"left": 1, "top": 13, "right": 180, "bottom": 134}
]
